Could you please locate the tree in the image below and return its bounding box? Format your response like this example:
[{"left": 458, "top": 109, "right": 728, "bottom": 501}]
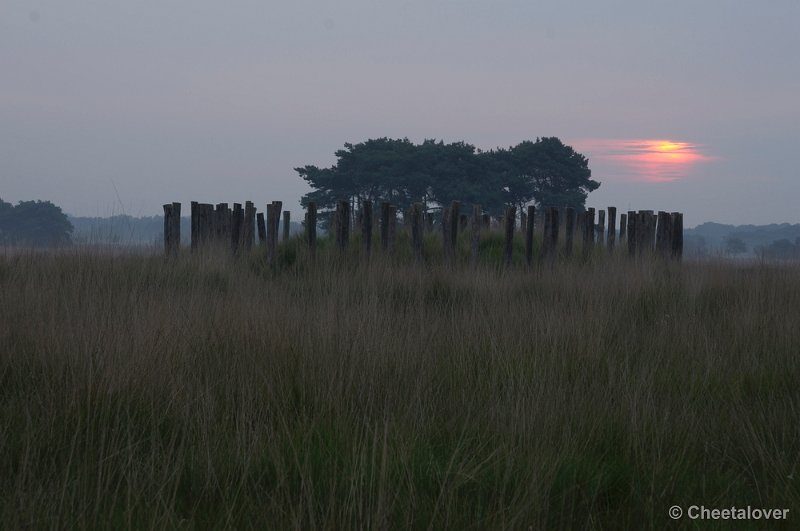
[
  {"left": 724, "top": 235, "right": 747, "bottom": 256},
  {"left": 296, "top": 137, "right": 598, "bottom": 221},
  {"left": 756, "top": 239, "right": 799, "bottom": 260},
  {"left": 0, "top": 198, "right": 73, "bottom": 246},
  {"left": 495, "top": 138, "right": 599, "bottom": 212}
]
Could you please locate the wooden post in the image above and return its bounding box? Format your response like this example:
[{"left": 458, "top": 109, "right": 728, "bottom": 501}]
[
  {"left": 471, "top": 204, "right": 481, "bottom": 268},
  {"left": 207, "top": 203, "right": 216, "bottom": 245},
  {"left": 670, "top": 212, "right": 683, "bottom": 261},
  {"left": 548, "top": 207, "right": 560, "bottom": 262},
  {"left": 196, "top": 204, "right": 207, "bottom": 249},
  {"left": 283, "top": 211, "right": 291, "bottom": 241},
  {"left": 525, "top": 205, "right": 535, "bottom": 266},
  {"left": 583, "top": 208, "right": 594, "bottom": 258},
  {"left": 459, "top": 213, "right": 468, "bottom": 233},
  {"left": 565, "top": 207, "right": 575, "bottom": 258},
  {"left": 482, "top": 213, "right": 491, "bottom": 230},
  {"left": 380, "top": 202, "right": 390, "bottom": 252},
  {"left": 597, "top": 209, "right": 606, "bottom": 246},
  {"left": 411, "top": 202, "right": 422, "bottom": 263},
  {"left": 212, "top": 203, "right": 222, "bottom": 244},
  {"left": 450, "top": 201, "right": 460, "bottom": 254},
  {"left": 307, "top": 202, "right": 317, "bottom": 260},
  {"left": 638, "top": 210, "right": 655, "bottom": 255},
  {"left": 619, "top": 213, "right": 627, "bottom": 244},
  {"left": 627, "top": 211, "right": 636, "bottom": 256},
  {"left": 542, "top": 207, "right": 552, "bottom": 259},
  {"left": 362, "top": 201, "right": 373, "bottom": 257},
  {"left": 504, "top": 206, "right": 515, "bottom": 267},
  {"left": 271, "top": 201, "right": 282, "bottom": 247},
  {"left": 243, "top": 201, "right": 255, "bottom": 252},
  {"left": 163, "top": 202, "right": 180, "bottom": 256},
  {"left": 190, "top": 201, "right": 198, "bottom": 252},
  {"left": 387, "top": 205, "right": 397, "bottom": 253},
  {"left": 656, "top": 211, "right": 671, "bottom": 258},
  {"left": 442, "top": 207, "right": 452, "bottom": 262},
  {"left": 336, "top": 200, "right": 349, "bottom": 252},
  {"left": 257, "top": 212, "right": 267, "bottom": 245},
  {"left": 267, "top": 203, "right": 278, "bottom": 262},
  {"left": 607, "top": 207, "right": 617, "bottom": 252},
  {"left": 231, "top": 203, "right": 243, "bottom": 256}
]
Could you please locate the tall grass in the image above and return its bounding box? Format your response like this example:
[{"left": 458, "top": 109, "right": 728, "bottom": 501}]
[{"left": 1, "top": 236, "right": 799, "bottom": 529}]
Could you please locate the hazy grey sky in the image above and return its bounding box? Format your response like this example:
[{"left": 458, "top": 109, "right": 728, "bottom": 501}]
[{"left": 2, "top": 1, "right": 798, "bottom": 226}]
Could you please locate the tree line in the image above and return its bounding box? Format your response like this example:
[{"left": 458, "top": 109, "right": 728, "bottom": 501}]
[
  {"left": 296, "top": 137, "right": 600, "bottom": 222},
  {"left": 0, "top": 198, "right": 73, "bottom": 247}
]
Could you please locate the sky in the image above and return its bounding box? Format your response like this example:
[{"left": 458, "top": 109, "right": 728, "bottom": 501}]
[{"left": 1, "top": 1, "right": 798, "bottom": 227}]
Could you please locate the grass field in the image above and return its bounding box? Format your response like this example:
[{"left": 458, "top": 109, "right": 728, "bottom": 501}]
[{"left": 1, "top": 235, "right": 799, "bottom": 529}]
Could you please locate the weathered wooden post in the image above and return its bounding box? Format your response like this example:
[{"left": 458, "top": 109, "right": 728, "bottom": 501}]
[
  {"left": 636, "top": 210, "right": 647, "bottom": 256},
  {"left": 283, "top": 211, "right": 291, "bottom": 241},
  {"left": 450, "top": 201, "right": 460, "bottom": 255},
  {"left": 670, "top": 212, "right": 683, "bottom": 261},
  {"left": 582, "top": 208, "right": 594, "bottom": 258},
  {"left": 307, "top": 202, "right": 317, "bottom": 260},
  {"left": 190, "top": 201, "right": 198, "bottom": 252},
  {"left": 525, "top": 205, "right": 535, "bottom": 266},
  {"left": 504, "top": 206, "right": 516, "bottom": 267},
  {"left": 549, "top": 207, "right": 560, "bottom": 261},
  {"left": 335, "top": 200, "right": 349, "bottom": 252},
  {"left": 607, "top": 207, "right": 617, "bottom": 252},
  {"left": 565, "top": 207, "right": 575, "bottom": 258},
  {"left": 213, "top": 203, "right": 225, "bottom": 243},
  {"left": 243, "top": 201, "right": 255, "bottom": 252},
  {"left": 231, "top": 203, "right": 243, "bottom": 255},
  {"left": 362, "top": 201, "right": 373, "bottom": 257},
  {"left": 387, "top": 205, "right": 397, "bottom": 253},
  {"left": 380, "top": 202, "right": 390, "bottom": 252},
  {"left": 163, "top": 202, "right": 180, "bottom": 256},
  {"left": 638, "top": 210, "right": 655, "bottom": 255},
  {"left": 542, "top": 207, "right": 552, "bottom": 258},
  {"left": 459, "top": 213, "right": 468, "bottom": 233},
  {"left": 442, "top": 206, "right": 452, "bottom": 262},
  {"left": 270, "top": 201, "right": 282, "bottom": 245},
  {"left": 597, "top": 209, "right": 606, "bottom": 246},
  {"left": 619, "top": 213, "right": 627, "bottom": 244},
  {"left": 411, "top": 202, "right": 423, "bottom": 263},
  {"left": 471, "top": 204, "right": 481, "bottom": 268},
  {"left": 627, "top": 211, "right": 637, "bottom": 256},
  {"left": 355, "top": 208, "right": 363, "bottom": 237},
  {"left": 265, "top": 203, "right": 276, "bottom": 263},
  {"left": 656, "top": 211, "right": 671, "bottom": 257},
  {"left": 257, "top": 212, "right": 267, "bottom": 246},
  {"left": 196, "top": 204, "right": 208, "bottom": 249}
]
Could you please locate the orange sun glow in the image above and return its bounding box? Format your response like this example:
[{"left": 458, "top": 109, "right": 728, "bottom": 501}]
[{"left": 572, "top": 139, "right": 714, "bottom": 183}]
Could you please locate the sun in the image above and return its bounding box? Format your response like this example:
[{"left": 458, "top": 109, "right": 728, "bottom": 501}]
[
  {"left": 572, "top": 138, "right": 714, "bottom": 183},
  {"left": 654, "top": 141, "right": 684, "bottom": 152}
]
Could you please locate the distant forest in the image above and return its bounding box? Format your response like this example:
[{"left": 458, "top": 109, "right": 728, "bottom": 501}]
[
  {"left": 0, "top": 198, "right": 73, "bottom": 247},
  {"left": 685, "top": 222, "right": 800, "bottom": 259}
]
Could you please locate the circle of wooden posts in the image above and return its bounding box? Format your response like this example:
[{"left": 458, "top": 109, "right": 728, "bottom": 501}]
[{"left": 166, "top": 201, "right": 684, "bottom": 266}]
